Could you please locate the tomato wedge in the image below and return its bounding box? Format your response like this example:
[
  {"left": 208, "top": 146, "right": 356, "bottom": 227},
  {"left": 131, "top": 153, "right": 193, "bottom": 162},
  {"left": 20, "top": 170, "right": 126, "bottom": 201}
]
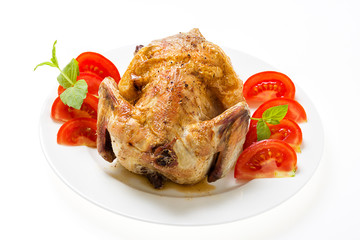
[
  {"left": 243, "top": 71, "right": 296, "bottom": 107},
  {"left": 244, "top": 118, "right": 303, "bottom": 152},
  {"left": 58, "top": 72, "right": 102, "bottom": 96},
  {"left": 51, "top": 94, "right": 98, "bottom": 122},
  {"left": 57, "top": 118, "right": 97, "bottom": 147},
  {"left": 235, "top": 139, "right": 297, "bottom": 180},
  {"left": 250, "top": 98, "right": 307, "bottom": 128},
  {"left": 76, "top": 52, "right": 121, "bottom": 83}
]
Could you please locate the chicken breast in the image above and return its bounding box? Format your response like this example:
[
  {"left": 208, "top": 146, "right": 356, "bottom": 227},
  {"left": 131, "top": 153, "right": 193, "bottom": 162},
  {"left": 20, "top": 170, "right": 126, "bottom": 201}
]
[{"left": 97, "top": 29, "right": 250, "bottom": 188}]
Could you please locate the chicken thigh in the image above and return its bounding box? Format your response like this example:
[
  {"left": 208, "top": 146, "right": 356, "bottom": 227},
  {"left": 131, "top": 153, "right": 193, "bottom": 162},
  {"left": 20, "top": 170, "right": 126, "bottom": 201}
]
[{"left": 97, "top": 29, "right": 250, "bottom": 188}]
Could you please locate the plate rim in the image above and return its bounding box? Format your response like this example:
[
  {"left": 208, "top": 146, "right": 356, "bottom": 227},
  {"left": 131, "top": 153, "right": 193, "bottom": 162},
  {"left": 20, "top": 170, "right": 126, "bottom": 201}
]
[{"left": 39, "top": 46, "right": 324, "bottom": 226}]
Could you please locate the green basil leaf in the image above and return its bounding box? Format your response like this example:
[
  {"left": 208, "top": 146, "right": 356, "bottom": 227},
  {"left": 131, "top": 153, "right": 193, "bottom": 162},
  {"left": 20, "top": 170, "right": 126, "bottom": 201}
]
[
  {"left": 57, "top": 58, "right": 79, "bottom": 88},
  {"left": 51, "top": 40, "right": 59, "bottom": 66},
  {"left": 262, "top": 104, "right": 288, "bottom": 121},
  {"left": 59, "top": 79, "right": 88, "bottom": 109},
  {"left": 34, "top": 40, "right": 59, "bottom": 71},
  {"left": 34, "top": 61, "right": 56, "bottom": 71},
  {"left": 265, "top": 119, "right": 280, "bottom": 125},
  {"left": 256, "top": 119, "right": 271, "bottom": 141}
]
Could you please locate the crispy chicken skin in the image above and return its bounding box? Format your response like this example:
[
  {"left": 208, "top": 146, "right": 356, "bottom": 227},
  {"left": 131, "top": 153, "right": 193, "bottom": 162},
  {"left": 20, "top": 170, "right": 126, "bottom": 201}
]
[{"left": 97, "top": 29, "right": 250, "bottom": 188}]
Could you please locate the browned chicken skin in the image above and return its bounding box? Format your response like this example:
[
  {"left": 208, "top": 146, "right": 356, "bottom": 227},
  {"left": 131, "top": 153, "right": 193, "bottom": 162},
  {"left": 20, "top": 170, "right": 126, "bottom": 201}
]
[{"left": 97, "top": 29, "right": 250, "bottom": 188}]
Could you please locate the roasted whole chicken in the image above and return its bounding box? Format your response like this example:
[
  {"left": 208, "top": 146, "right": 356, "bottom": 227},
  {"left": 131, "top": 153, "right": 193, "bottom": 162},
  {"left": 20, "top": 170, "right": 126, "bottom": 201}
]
[{"left": 97, "top": 29, "right": 250, "bottom": 188}]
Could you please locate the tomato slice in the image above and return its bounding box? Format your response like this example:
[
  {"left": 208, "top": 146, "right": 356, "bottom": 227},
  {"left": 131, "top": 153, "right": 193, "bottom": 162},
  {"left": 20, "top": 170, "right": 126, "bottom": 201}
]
[
  {"left": 244, "top": 118, "right": 303, "bottom": 152},
  {"left": 234, "top": 139, "right": 297, "bottom": 180},
  {"left": 51, "top": 94, "right": 98, "bottom": 122},
  {"left": 57, "top": 118, "right": 97, "bottom": 147},
  {"left": 250, "top": 98, "right": 307, "bottom": 128},
  {"left": 58, "top": 72, "right": 102, "bottom": 96},
  {"left": 76, "top": 52, "right": 121, "bottom": 83},
  {"left": 243, "top": 71, "right": 296, "bottom": 107}
]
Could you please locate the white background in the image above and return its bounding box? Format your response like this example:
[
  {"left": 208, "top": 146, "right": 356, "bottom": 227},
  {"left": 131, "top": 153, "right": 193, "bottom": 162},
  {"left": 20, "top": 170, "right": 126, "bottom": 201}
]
[{"left": 1, "top": 0, "right": 359, "bottom": 239}]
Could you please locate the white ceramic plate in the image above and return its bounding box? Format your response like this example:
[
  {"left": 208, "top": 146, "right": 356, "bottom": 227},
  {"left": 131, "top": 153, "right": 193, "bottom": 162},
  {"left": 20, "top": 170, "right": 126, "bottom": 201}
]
[{"left": 39, "top": 46, "right": 324, "bottom": 225}]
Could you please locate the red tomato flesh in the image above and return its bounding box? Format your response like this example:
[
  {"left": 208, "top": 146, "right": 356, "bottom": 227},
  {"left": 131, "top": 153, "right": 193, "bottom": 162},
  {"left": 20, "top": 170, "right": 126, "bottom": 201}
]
[
  {"left": 57, "top": 118, "right": 97, "bottom": 147},
  {"left": 244, "top": 118, "right": 303, "bottom": 152},
  {"left": 250, "top": 98, "right": 307, "bottom": 129},
  {"left": 58, "top": 72, "right": 102, "bottom": 96},
  {"left": 76, "top": 52, "right": 121, "bottom": 83},
  {"left": 51, "top": 94, "right": 98, "bottom": 123},
  {"left": 243, "top": 71, "right": 296, "bottom": 107},
  {"left": 235, "top": 139, "right": 297, "bottom": 180}
]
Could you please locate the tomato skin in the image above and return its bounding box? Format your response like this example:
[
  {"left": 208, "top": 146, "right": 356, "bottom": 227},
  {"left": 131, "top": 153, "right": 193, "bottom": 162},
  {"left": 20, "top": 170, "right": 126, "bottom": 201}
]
[
  {"left": 57, "top": 118, "right": 97, "bottom": 147},
  {"left": 250, "top": 98, "right": 307, "bottom": 128},
  {"left": 234, "top": 139, "right": 297, "bottom": 180},
  {"left": 243, "top": 71, "right": 296, "bottom": 107},
  {"left": 244, "top": 118, "right": 303, "bottom": 152},
  {"left": 76, "top": 52, "right": 121, "bottom": 83},
  {"left": 51, "top": 94, "right": 98, "bottom": 123},
  {"left": 58, "top": 72, "right": 102, "bottom": 96}
]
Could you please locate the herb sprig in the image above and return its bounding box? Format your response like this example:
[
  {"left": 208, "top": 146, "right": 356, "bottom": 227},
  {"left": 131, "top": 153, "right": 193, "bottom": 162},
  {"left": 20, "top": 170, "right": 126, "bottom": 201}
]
[
  {"left": 34, "top": 41, "right": 88, "bottom": 109},
  {"left": 251, "top": 105, "right": 288, "bottom": 141}
]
